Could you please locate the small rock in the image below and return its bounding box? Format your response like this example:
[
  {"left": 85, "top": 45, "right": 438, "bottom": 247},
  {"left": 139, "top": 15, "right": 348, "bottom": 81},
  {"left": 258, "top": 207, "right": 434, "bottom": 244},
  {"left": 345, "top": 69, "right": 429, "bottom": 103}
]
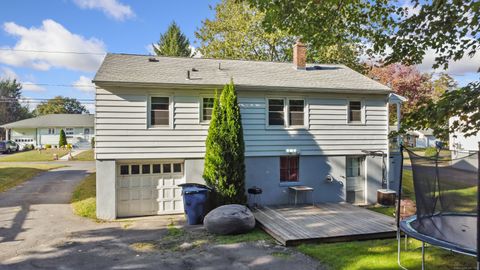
[{"left": 179, "top": 242, "right": 194, "bottom": 251}]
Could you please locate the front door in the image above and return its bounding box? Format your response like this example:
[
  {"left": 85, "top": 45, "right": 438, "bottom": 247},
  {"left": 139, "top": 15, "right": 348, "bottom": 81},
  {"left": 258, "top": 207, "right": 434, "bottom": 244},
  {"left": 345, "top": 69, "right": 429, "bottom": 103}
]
[{"left": 346, "top": 156, "right": 366, "bottom": 204}]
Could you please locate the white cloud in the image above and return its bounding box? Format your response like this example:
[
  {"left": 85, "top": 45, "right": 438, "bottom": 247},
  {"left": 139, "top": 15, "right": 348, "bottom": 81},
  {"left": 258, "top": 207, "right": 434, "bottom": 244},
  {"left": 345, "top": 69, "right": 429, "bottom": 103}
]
[
  {"left": 0, "top": 19, "right": 106, "bottom": 72},
  {"left": 190, "top": 45, "right": 202, "bottom": 58},
  {"left": 84, "top": 103, "right": 95, "bottom": 113},
  {"left": 73, "top": 0, "right": 135, "bottom": 21},
  {"left": 0, "top": 66, "right": 18, "bottom": 80},
  {"left": 0, "top": 66, "right": 45, "bottom": 91},
  {"left": 73, "top": 75, "right": 95, "bottom": 92},
  {"left": 22, "top": 82, "right": 46, "bottom": 92},
  {"left": 145, "top": 44, "right": 155, "bottom": 55},
  {"left": 416, "top": 48, "right": 480, "bottom": 76}
]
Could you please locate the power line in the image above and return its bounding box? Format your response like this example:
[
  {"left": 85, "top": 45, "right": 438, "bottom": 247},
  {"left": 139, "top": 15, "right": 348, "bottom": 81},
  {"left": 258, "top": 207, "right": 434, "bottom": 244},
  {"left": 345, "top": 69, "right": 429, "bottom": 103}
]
[
  {"left": 22, "top": 83, "right": 95, "bottom": 88},
  {"left": 0, "top": 48, "right": 106, "bottom": 55}
]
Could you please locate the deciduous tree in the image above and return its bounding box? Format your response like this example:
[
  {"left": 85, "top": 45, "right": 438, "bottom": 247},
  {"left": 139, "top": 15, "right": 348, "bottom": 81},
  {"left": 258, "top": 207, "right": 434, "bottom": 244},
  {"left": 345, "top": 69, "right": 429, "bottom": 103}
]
[
  {"left": 196, "top": 0, "right": 365, "bottom": 72},
  {"left": 34, "top": 96, "right": 88, "bottom": 116}
]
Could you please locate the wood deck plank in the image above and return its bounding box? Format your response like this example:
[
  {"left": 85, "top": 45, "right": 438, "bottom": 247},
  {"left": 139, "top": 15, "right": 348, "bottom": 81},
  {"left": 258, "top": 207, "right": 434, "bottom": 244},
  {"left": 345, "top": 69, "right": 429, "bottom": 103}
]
[{"left": 253, "top": 203, "right": 396, "bottom": 246}]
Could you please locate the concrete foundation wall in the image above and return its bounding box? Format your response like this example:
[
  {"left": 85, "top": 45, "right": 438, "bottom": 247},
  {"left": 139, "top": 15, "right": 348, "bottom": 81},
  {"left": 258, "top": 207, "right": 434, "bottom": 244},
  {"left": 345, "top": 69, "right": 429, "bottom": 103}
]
[
  {"left": 365, "top": 155, "right": 383, "bottom": 204},
  {"left": 244, "top": 155, "right": 382, "bottom": 206},
  {"left": 96, "top": 160, "right": 116, "bottom": 220},
  {"left": 388, "top": 152, "right": 402, "bottom": 193}
]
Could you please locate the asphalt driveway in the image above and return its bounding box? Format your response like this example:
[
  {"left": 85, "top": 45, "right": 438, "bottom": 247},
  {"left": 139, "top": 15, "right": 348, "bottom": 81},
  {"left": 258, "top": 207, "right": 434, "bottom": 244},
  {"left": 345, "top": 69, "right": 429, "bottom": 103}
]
[{"left": 0, "top": 162, "right": 323, "bottom": 270}]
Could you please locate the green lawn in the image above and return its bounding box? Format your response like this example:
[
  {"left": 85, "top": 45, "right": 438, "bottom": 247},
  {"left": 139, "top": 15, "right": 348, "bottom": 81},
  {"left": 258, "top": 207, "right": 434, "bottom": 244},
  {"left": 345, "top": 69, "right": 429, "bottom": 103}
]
[
  {"left": 0, "top": 163, "right": 64, "bottom": 192},
  {"left": 71, "top": 173, "right": 96, "bottom": 220},
  {"left": 298, "top": 238, "right": 476, "bottom": 270},
  {"left": 73, "top": 149, "right": 95, "bottom": 161},
  {"left": 0, "top": 149, "right": 70, "bottom": 162}
]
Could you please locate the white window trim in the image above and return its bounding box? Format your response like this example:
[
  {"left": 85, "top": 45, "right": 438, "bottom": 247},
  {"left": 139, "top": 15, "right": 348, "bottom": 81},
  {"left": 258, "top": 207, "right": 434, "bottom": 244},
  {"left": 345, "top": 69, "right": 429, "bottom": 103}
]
[
  {"left": 266, "top": 97, "right": 308, "bottom": 129},
  {"left": 148, "top": 95, "right": 173, "bottom": 129},
  {"left": 347, "top": 99, "right": 366, "bottom": 125},
  {"left": 199, "top": 95, "right": 214, "bottom": 125}
]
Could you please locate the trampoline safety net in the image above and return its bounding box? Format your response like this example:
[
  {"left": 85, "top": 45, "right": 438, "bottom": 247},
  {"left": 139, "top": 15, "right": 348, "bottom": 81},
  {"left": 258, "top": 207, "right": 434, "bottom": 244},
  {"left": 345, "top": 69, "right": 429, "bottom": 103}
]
[{"left": 402, "top": 147, "right": 479, "bottom": 255}]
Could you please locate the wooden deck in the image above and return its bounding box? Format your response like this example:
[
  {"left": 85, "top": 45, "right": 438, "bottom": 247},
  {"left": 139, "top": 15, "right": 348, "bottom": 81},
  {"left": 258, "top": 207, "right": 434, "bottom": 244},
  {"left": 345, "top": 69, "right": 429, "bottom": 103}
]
[{"left": 253, "top": 203, "right": 396, "bottom": 246}]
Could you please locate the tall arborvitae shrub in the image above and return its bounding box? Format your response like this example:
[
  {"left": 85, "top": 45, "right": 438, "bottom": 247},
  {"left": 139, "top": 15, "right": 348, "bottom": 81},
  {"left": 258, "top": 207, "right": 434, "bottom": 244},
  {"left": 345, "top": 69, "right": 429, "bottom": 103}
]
[
  {"left": 203, "top": 81, "right": 246, "bottom": 205},
  {"left": 59, "top": 129, "right": 67, "bottom": 147}
]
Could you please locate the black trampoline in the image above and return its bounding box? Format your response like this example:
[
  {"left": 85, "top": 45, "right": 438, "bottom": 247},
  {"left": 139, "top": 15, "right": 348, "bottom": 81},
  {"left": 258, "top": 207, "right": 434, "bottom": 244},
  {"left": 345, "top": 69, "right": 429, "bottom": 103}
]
[{"left": 396, "top": 144, "right": 480, "bottom": 269}]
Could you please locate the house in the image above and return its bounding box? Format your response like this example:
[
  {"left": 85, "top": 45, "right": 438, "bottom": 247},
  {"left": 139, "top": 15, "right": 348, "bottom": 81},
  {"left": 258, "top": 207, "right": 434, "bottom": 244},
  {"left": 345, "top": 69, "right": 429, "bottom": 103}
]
[
  {"left": 1, "top": 114, "right": 95, "bottom": 149},
  {"left": 449, "top": 115, "right": 479, "bottom": 171},
  {"left": 93, "top": 42, "right": 397, "bottom": 220},
  {"left": 405, "top": 129, "right": 440, "bottom": 148}
]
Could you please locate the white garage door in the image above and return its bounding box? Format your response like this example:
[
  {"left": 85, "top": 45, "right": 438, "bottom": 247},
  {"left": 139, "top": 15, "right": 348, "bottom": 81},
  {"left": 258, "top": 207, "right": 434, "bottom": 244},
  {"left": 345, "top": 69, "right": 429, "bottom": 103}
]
[{"left": 116, "top": 161, "right": 185, "bottom": 217}]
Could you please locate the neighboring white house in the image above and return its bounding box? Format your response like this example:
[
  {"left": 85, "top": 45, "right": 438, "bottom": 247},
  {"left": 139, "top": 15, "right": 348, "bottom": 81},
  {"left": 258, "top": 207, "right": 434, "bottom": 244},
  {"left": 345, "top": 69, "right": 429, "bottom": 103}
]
[
  {"left": 93, "top": 42, "right": 399, "bottom": 220},
  {"left": 406, "top": 129, "right": 440, "bottom": 148},
  {"left": 1, "top": 114, "right": 95, "bottom": 149},
  {"left": 449, "top": 115, "right": 479, "bottom": 172}
]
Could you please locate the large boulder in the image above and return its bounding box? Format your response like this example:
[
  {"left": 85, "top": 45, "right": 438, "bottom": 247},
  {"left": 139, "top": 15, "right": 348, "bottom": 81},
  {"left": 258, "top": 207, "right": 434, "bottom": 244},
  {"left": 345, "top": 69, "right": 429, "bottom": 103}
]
[{"left": 204, "top": 204, "right": 255, "bottom": 235}]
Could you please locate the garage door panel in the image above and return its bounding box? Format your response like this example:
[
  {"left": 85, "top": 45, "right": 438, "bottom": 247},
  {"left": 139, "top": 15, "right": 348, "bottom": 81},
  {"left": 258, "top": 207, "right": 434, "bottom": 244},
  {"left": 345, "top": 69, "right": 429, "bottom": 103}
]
[{"left": 117, "top": 161, "right": 185, "bottom": 217}]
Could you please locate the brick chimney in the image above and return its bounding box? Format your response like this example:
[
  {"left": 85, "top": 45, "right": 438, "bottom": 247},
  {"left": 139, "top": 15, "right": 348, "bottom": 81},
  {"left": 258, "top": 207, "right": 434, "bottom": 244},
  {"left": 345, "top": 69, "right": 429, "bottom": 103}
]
[{"left": 293, "top": 40, "right": 306, "bottom": 70}]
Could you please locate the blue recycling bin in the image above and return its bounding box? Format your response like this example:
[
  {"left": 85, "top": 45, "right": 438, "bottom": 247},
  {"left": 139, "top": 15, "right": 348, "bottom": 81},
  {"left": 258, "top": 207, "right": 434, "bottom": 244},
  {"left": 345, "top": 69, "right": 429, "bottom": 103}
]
[{"left": 179, "top": 184, "right": 211, "bottom": 225}]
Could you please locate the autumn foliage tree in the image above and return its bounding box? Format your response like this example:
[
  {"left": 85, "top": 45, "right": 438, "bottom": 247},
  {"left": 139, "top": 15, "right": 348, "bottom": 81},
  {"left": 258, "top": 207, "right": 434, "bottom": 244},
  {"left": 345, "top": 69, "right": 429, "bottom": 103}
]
[{"left": 368, "top": 63, "right": 433, "bottom": 123}]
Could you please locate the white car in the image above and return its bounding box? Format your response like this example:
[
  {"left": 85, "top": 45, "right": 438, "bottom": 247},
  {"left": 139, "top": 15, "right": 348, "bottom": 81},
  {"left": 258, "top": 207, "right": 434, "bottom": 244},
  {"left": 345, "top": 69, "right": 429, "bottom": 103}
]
[{"left": 0, "top": 140, "right": 20, "bottom": 154}]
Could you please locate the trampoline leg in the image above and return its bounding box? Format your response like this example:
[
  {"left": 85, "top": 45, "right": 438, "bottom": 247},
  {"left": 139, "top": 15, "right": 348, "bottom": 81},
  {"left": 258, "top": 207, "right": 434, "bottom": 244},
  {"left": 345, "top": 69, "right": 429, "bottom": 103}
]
[
  {"left": 397, "top": 231, "right": 408, "bottom": 270},
  {"left": 421, "top": 241, "right": 425, "bottom": 270}
]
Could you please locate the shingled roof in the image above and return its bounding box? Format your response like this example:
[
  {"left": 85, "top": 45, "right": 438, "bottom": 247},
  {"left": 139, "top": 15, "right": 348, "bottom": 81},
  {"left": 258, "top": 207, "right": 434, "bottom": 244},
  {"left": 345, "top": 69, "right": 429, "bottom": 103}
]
[
  {"left": 1, "top": 114, "right": 94, "bottom": 129},
  {"left": 93, "top": 54, "right": 391, "bottom": 93}
]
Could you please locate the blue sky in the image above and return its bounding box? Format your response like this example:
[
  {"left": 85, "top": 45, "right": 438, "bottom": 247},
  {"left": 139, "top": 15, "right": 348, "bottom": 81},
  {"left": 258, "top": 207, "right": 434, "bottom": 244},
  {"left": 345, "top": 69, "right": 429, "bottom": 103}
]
[{"left": 0, "top": 0, "right": 478, "bottom": 113}]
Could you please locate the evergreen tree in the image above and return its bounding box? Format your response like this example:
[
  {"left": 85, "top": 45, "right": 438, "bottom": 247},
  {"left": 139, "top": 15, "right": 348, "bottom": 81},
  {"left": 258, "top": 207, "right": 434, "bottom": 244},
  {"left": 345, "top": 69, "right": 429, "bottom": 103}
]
[
  {"left": 203, "top": 81, "right": 246, "bottom": 205},
  {"left": 59, "top": 129, "right": 67, "bottom": 147},
  {"left": 153, "top": 21, "right": 192, "bottom": 57},
  {"left": 0, "top": 79, "right": 31, "bottom": 139}
]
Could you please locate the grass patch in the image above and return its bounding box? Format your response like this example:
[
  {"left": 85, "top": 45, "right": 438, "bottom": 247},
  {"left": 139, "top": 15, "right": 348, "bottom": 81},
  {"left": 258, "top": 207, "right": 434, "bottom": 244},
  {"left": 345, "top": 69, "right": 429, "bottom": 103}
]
[
  {"left": 73, "top": 149, "right": 94, "bottom": 161},
  {"left": 130, "top": 242, "right": 157, "bottom": 252},
  {"left": 71, "top": 173, "right": 96, "bottom": 220},
  {"left": 213, "top": 228, "right": 271, "bottom": 244},
  {"left": 271, "top": 251, "right": 292, "bottom": 259},
  {"left": 367, "top": 205, "right": 396, "bottom": 217},
  {"left": 0, "top": 163, "right": 64, "bottom": 192},
  {"left": 0, "top": 149, "right": 70, "bottom": 162},
  {"left": 298, "top": 238, "right": 476, "bottom": 270}
]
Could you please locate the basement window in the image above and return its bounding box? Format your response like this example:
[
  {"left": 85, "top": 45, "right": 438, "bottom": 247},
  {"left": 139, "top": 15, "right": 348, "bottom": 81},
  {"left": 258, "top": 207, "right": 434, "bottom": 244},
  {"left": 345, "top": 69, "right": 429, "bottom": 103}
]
[{"left": 280, "top": 156, "right": 299, "bottom": 182}]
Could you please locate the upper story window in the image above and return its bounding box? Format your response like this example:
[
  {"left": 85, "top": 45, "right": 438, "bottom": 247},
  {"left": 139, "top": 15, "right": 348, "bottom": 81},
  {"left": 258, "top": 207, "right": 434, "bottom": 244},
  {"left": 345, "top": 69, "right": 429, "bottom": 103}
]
[
  {"left": 268, "top": 99, "right": 285, "bottom": 126},
  {"left": 289, "top": 99, "right": 304, "bottom": 126},
  {"left": 201, "top": 97, "right": 214, "bottom": 122},
  {"left": 348, "top": 101, "right": 363, "bottom": 123},
  {"left": 268, "top": 98, "right": 306, "bottom": 128},
  {"left": 150, "top": 97, "right": 170, "bottom": 126},
  {"left": 280, "top": 156, "right": 299, "bottom": 182},
  {"left": 65, "top": 128, "right": 74, "bottom": 136},
  {"left": 48, "top": 128, "right": 55, "bottom": 135}
]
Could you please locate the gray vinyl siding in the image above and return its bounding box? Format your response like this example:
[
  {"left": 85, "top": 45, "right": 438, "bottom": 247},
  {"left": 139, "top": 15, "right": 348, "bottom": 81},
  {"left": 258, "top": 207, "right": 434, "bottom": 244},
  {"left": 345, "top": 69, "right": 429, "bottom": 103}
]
[{"left": 95, "top": 87, "right": 388, "bottom": 160}]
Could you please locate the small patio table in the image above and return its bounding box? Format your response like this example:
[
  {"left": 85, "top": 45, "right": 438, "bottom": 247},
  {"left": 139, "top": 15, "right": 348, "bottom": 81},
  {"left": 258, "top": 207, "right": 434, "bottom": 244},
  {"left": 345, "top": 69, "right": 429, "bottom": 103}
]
[{"left": 288, "top": 186, "right": 314, "bottom": 206}]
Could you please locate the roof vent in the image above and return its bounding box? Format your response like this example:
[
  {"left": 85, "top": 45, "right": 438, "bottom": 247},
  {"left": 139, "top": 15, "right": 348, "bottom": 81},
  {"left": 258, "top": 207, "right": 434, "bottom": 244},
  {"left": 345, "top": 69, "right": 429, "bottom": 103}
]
[
  {"left": 186, "top": 70, "right": 191, "bottom": 80},
  {"left": 218, "top": 63, "right": 221, "bottom": 70},
  {"left": 191, "top": 67, "right": 198, "bottom": 72},
  {"left": 148, "top": 57, "right": 159, "bottom": 62}
]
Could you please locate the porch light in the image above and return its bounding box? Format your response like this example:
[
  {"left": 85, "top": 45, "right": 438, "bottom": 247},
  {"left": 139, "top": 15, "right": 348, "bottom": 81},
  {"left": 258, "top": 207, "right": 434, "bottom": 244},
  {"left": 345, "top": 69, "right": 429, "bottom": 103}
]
[{"left": 285, "top": 148, "right": 299, "bottom": 155}]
